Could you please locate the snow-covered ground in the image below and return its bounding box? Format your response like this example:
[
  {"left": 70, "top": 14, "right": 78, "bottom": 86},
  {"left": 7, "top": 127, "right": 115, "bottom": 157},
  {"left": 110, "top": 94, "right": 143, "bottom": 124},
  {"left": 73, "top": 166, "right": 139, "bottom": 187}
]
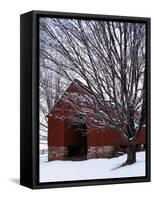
[
  {"left": 40, "top": 143, "right": 48, "bottom": 150},
  {"left": 39, "top": 151, "right": 145, "bottom": 183}
]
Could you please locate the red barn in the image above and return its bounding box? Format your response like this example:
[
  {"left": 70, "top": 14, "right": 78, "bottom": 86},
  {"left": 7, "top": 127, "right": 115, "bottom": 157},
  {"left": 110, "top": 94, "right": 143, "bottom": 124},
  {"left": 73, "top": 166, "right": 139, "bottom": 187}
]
[{"left": 48, "top": 79, "right": 145, "bottom": 161}]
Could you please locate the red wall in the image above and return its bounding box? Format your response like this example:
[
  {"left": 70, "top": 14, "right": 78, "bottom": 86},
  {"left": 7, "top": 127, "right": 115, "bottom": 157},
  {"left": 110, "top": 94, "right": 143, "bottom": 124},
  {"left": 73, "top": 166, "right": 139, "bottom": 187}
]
[
  {"left": 137, "top": 127, "right": 145, "bottom": 144},
  {"left": 48, "top": 117, "right": 65, "bottom": 147},
  {"left": 87, "top": 127, "right": 145, "bottom": 146},
  {"left": 48, "top": 115, "right": 146, "bottom": 147}
]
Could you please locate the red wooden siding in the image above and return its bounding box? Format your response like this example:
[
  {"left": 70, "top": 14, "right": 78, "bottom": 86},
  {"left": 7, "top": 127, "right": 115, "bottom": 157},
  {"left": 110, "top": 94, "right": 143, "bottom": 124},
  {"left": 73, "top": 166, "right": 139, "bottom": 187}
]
[
  {"left": 48, "top": 117, "right": 65, "bottom": 146},
  {"left": 88, "top": 127, "right": 145, "bottom": 146}
]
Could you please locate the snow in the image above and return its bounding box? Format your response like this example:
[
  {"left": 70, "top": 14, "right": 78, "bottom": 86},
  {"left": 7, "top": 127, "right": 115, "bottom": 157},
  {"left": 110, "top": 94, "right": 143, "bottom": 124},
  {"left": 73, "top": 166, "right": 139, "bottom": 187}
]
[
  {"left": 39, "top": 151, "right": 145, "bottom": 183},
  {"left": 40, "top": 143, "right": 48, "bottom": 150}
]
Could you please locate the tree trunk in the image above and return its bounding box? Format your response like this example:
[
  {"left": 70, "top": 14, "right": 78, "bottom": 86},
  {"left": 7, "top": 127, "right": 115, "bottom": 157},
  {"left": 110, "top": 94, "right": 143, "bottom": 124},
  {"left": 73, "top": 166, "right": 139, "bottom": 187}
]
[{"left": 126, "top": 144, "right": 136, "bottom": 164}]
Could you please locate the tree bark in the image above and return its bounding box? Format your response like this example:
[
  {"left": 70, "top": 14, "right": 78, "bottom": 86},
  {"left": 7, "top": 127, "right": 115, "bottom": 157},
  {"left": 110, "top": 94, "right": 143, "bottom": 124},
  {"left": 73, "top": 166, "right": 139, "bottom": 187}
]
[{"left": 126, "top": 144, "right": 136, "bottom": 164}]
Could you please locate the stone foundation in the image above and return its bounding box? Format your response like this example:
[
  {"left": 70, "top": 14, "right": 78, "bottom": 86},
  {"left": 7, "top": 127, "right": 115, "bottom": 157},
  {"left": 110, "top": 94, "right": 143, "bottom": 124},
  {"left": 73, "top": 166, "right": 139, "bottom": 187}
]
[
  {"left": 48, "top": 146, "right": 68, "bottom": 161},
  {"left": 87, "top": 146, "right": 115, "bottom": 159},
  {"left": 48, "top": 145, "right": 116, "bottom": 160}
]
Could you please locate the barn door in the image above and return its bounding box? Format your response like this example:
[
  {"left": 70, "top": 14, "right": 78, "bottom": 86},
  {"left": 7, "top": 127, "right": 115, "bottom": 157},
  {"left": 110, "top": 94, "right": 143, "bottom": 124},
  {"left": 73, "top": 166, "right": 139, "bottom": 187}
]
[{"left": 68, "top": 113, "right": 87, "bottom": 160}]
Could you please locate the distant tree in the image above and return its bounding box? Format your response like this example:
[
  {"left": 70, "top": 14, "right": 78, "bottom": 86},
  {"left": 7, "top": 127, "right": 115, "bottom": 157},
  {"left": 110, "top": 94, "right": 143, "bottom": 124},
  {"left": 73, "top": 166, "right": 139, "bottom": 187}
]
[
  {"left": 40, "top": 18, "right": 146, "bottom": 164},
  {"left": 39, "top": 38, "right": 70, "bottom": 141}
]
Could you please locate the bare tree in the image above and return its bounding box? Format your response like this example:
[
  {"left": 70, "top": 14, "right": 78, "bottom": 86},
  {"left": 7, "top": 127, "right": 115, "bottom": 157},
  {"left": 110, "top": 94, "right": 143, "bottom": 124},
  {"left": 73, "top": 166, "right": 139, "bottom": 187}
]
[
  {"left": 40, "top": 18, "right": 146, "bottom": 164},
  {"left": 39, "top": 37, "right": 70, "bottom": 142}
]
